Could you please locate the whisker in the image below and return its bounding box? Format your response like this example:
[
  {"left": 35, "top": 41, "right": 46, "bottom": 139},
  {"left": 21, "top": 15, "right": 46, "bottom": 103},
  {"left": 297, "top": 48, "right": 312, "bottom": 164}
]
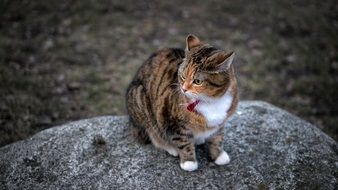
[{"left": 170, "top": 83, "right": 181, "bottom": 87}]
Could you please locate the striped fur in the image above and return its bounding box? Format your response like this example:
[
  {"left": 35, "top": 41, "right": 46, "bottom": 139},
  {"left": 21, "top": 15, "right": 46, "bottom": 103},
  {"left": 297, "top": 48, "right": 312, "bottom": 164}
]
[{"left": 126, "top": 35, "right": 238, "bottom": 171}]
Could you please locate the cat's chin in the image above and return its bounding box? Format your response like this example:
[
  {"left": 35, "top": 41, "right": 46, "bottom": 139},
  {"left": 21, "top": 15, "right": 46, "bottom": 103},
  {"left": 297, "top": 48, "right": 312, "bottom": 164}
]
[
  {"left": 186, "top": 95, "right": 211, "bottom": 103},
  {"left": 183, "top": 92, "right": 201, "bottom": 101},
  {"left": 183, "top": 93, "right": 196, "bottom": 101}
]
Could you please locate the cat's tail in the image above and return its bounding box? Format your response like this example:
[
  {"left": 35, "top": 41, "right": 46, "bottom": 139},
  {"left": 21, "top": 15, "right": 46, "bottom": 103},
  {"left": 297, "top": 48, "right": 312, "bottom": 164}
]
[{"left": 129, "top": 121, "right": 151, "bottom": 145}]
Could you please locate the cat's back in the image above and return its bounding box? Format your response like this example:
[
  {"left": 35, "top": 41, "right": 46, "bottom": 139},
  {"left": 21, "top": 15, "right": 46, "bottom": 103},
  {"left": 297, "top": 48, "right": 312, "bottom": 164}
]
[
  {"left": 134, "top": 48, "right": 185, "bottom": 93},
  {"left": 150, "top": 48, "right": 185, "bottom": 64}
]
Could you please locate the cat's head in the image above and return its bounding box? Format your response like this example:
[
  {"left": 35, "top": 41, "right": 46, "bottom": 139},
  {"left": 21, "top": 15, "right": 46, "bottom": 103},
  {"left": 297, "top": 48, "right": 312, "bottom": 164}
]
[{"left": 178, "top": 34, "right": 235, "bottom": 101}]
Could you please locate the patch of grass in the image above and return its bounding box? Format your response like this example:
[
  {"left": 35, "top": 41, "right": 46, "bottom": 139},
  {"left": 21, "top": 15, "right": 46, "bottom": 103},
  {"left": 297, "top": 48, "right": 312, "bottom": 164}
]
[{"left": 0, "top": 0, "right": 337, "bottom": 146}]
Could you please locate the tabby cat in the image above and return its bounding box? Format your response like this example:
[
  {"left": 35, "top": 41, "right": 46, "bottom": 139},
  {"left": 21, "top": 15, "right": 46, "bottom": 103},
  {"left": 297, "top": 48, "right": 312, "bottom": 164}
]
[{"left": 126, "top": 34, "right": 238, "bottom": 171}]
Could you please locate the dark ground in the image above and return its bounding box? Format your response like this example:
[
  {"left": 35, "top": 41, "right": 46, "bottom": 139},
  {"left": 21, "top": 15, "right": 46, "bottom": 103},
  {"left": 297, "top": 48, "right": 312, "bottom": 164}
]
[{"left": 0, "top": 0, "right": 337, "bottom": 147}]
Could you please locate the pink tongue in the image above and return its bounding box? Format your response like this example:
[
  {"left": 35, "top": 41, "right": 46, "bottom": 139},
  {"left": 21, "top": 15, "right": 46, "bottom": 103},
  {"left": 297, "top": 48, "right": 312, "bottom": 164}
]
[{"left": 187, "top": 100, "right": 200, "bottom": 112}]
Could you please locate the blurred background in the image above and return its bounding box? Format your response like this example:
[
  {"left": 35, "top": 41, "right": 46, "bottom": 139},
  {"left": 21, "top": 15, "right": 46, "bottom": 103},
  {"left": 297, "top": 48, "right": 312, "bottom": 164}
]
[{"left": 0, "top": 0, "right": 337, "bottom": 147}]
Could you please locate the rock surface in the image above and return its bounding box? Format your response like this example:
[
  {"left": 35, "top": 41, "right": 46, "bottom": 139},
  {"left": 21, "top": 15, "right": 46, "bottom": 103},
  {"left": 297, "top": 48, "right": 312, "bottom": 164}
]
[{"left": 0, "top": 101, "right": 337, "bottom": 190}]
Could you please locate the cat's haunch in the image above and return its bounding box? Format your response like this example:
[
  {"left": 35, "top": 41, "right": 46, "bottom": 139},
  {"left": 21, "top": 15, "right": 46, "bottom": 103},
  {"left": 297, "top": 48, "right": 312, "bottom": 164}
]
[{"left": 126, "top": 34, "right": 238, "bottom": 171}]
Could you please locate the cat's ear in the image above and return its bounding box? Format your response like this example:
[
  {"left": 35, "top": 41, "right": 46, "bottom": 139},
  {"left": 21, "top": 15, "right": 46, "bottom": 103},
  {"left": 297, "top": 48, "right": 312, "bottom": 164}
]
[
  {"left": 206, "top": 51, "right": 235, "bottom": 73},
  {"left": 186, "top": 34, "right": 202, "bottom": 51}
]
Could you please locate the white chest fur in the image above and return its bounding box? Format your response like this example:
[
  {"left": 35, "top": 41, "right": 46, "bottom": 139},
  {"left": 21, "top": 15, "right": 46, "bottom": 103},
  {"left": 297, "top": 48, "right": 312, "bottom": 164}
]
[
  {"left": 193, "top": 127, "right": 219, "bottom": 145},
  {"left": 195, "top": 91, "right": 233, "bottom": 127}
]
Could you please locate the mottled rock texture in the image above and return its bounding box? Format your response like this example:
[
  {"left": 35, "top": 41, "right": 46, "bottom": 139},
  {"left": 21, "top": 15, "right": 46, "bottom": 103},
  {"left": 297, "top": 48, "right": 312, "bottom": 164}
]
[{"left": 0, "top": 101, "right": 337, "bottom": 189}]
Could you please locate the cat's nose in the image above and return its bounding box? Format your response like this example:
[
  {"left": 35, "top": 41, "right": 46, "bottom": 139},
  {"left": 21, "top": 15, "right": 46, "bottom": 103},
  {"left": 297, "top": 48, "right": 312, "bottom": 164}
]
[{"left": 182, "top": 83, "right": 189, "bottom": 93}]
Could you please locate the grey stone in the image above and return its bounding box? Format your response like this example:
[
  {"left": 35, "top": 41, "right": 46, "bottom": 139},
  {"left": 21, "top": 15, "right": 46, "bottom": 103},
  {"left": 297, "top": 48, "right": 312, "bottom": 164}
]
[{"left": 0, "top": 101, "right": 337, "bottom": 190}]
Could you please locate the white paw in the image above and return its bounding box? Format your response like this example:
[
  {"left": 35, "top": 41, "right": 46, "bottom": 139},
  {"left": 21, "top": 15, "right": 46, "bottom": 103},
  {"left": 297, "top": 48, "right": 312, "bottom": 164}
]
[
  {"left": 166, "top": 148, "right": 178, "bottom": 157},
  {"left": 214, "top": 150, "right": 230, "bottom": 165},
  {"left": 180, "top": 161, "right": 198, "bottom": 171}
]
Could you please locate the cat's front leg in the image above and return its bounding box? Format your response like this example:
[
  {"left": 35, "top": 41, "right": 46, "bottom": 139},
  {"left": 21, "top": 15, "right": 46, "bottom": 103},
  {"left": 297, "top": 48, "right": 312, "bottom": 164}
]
[
  {"left": 171, "top": 134, "right": 198, "bottom": 171},
  {"left": 207, "top": 130, "right": 230, "bottom": 165}
]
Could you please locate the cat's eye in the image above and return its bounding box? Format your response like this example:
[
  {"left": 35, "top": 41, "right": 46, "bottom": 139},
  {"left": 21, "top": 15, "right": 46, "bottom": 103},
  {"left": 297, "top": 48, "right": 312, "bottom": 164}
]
[{"left": 193, "top": 79, "right": 203, "bottom": 85}]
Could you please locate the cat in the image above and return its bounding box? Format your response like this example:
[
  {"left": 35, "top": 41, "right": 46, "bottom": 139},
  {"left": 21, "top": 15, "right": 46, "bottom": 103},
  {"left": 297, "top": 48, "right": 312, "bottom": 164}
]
[{"left": 126, "top": 34, "right": 238, "bottom": 171}]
